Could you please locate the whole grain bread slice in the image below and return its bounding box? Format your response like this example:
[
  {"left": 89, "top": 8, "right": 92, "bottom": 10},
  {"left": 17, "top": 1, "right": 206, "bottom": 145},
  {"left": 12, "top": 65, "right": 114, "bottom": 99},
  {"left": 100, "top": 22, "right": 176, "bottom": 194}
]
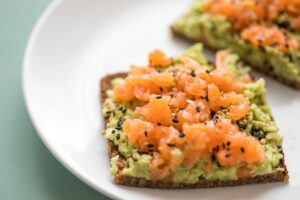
[
  {"left": 100, "top": 73, "right": 289, "bottom": 189},
  {"left": 170, "top": 27, "right": 300, "bottom": 90}
]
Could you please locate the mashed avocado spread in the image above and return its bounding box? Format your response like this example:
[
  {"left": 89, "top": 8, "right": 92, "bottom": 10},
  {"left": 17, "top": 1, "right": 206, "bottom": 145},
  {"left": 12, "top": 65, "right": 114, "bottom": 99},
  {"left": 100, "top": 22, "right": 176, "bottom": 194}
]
[
  {"left": 172, "top": 0, "right": 300, "bottom": 83},
  {"left": 103, "top": 44, "right": 284, "bottom": 182}
]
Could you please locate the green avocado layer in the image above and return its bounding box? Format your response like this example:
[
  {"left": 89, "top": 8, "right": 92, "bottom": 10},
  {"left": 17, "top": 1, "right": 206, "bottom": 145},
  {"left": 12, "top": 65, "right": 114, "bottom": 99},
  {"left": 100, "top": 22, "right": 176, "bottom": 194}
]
[
  {"left": 102, "top": 44, "right": 284, "bottom": 183},
  {"left": 172, "top": 0, "right": 300, "bottom": 84}
]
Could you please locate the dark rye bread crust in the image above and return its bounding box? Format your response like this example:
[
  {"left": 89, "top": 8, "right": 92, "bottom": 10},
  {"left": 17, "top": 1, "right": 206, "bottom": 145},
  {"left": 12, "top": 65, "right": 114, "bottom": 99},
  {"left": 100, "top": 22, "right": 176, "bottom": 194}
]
[
  {"left": 171, "top": 27, "right": 300, "bottom": 90},
  {"left": 100, "top": 73, "right": 289, "bottom": 189}
]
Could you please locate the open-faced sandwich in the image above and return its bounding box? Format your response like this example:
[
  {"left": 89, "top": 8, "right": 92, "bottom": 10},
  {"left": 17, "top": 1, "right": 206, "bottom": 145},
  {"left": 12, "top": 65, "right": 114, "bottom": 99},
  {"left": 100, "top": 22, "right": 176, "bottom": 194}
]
[
  {"left": 172, "top": 0, "right": 300, "bottom": 89},
  {"left": 100, "top": 44, "right": 288, "bottom": 188}
]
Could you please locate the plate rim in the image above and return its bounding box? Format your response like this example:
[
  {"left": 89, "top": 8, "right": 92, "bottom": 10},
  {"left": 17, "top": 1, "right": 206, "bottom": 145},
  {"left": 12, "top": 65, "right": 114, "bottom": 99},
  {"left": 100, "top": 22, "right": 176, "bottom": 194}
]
[{"left": 22, "top": 0, "right": 119, "bottom": 199}]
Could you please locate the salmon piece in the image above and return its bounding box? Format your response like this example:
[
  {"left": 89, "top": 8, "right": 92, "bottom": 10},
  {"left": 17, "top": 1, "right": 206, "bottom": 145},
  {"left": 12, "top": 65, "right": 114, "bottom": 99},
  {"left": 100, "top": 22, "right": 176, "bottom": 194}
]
[
  {"left": 236, "top": 166, "right": 253, "bottom": 178},
  {"left": 150, "top": 152, "right": 172, "bottom": 180},
  {"left": 179, "top": 56, "right": 203, "bottom": 70},
  {"left": 121, "top": 72, "right": 175, "bottom": 101},
  {"left": 131, "top": 66, "right": 157, "bottom": 75},
  {"left": 177, "top": 99, "right": 211, "bottom": 127},
  {"left": 241, "top": 25, "right": 298, "bottom": 51},
  {"left": 185, "top": 77, "right": 207, "bottom": 97},
  {"left": 149, "top": 72, "right": 175, "bottom": 87},
  {"left": 207, "top": 70, "right": 244, "bottom": 93},
  {"left": 204, "top": 0, "right": 300, "bottom": 33},
  {"left": 169, "top": 90, "right": 188, "bottom": 109},
  {"left": 291, "top": 16, "right": 300, "bottom": 29},
  {"left": 135, "top": 95, "right": 173, "bottom": 126},
  {"left": 122, "top": 119, "right": 156, "bottom": 152},
  {"left": 176, "top": 72, "right": 207, "bottom": 97},
  {"left": 209, "top": 50, "right": 245, "bottom": 93},
  {"left": 207, "top": 84, "right": 250, "bottom": 120},
  {"left": 113, "top": 84, "right": 135, "bottom": 102},
  {"left": 148, "top": 50, "right": 173, "bottom": 68},
  {"left": 181, "top": 123, "right": 211, "bottom": 168},
  {"left": 216, "top": 131, "right": 265, "bottom": 167},
  {"left": 182, "top": 120, "right": 265, "bottom": 168},
  {"left": 215, "top": 50, "right": 230, "bottom": 71},
  {"left": 285, "top": 1, "right": 300, "bottom": 16}
]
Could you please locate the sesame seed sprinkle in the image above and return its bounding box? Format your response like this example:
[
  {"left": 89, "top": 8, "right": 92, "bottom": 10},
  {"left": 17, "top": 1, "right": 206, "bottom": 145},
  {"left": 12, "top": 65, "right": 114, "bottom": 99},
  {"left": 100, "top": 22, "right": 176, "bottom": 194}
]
[
  {"left": 179, "top": 132, "right": 185, "bottom": 138},
  {"left": 240, "top": 147, "right": 245, "bottom": 153},
  {"left": 225, "top": 153, "right": 231, "bottom": 158}
]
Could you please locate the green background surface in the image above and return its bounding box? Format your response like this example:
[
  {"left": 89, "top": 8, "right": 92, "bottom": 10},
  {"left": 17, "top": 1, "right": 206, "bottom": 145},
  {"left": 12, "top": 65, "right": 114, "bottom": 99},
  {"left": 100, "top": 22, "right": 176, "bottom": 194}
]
[{"left": 0, "top": 1, "right": 110, "bottom": 199}]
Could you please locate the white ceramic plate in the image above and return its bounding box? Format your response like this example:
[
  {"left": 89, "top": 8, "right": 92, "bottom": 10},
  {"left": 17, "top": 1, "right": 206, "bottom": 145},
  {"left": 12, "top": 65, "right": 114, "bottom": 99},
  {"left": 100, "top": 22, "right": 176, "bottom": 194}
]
[{"left": 23, "top": 0, "right": 300, "bottom": 199}]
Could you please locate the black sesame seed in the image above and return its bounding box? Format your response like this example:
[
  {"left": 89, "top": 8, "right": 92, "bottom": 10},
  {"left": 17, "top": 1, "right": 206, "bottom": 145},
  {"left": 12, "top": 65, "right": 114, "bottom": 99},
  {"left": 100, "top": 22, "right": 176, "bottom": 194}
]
[
  {"left": 159, "top": 87, "right": 164, "bottom": 92},
  {"left": 222, "top": 143, "right": 226, "bottom": 148},
  {"left": 190, "top": 70, "right": 196, "bottom": 77},
  {"left": 286, "top": 54, "right": 293, "bottom": 62},
  {"left": 172, "top": 116, "right": 179, "bottom": 123},
  {"left": 112, "top": 130, "right": 116, "bottom": 134},
  {"left": 285, "top": 43, "right": 289, "bottom": 48},
  {"left": 211, "top": 154, "right": 216, "bottom": 161},
  {"left": 251, "top": 126, "right": 265, "bottom": 140},
  {"left": 157, "top": 122, "right": 161, "bottom": 126},
  {"left": 179, "top": 132, "right": 185, "bottom": 138},
  {"left": 147, "top": 144, "right": 154, "bottom": 148},
  {"left": 205, "top": 69, "right": 210, "bottom": 74},
  {"left": 116, "top": 134, "right": 120, "bottom": 140},
  {"left": 278, "top": 20, "right": 290, "bottom": 28},
  {"left": 196, "top": 106, "right": 201, "bottom": 113},
  {"left": 240, "top": 147, "right": 245, "bottom": 153},
  {"left": 257, "top": 38, "right": 263, "bottom": 44},
  {"left": 118, "top": 107, "right": 126, "bottom": 114},
  {"left": 137, "top": 150, "right": 144, "bottom": 155},
  {"left": 226, "top": 141, "right": 231, "bottom": 147},
  {"left": 225, "top": 153, "right": 231, "bottom": 158},
  {"left": 132, "top": 157, "right": 138, "bottom": 161},
  {"left": 271, "top": 42, "right": 277, "bottom": 47},
  {"left": 156, "top": 95, "right": 162, "bottom": 99},
  {"left": 205, "top": 95, "right": 209, "bottom": 101},
  {"left": 237, "top": 121, "right": 247, "bottom": 131},
  {"left": 115, "top": 126, "right": 122, "bottom": 130},
  {"left": 167, "top": 143, "right": 176, "bottom": 147},
  {"left": 259, "top": 45, "right": 265, "bottom": 52},
  {"left": 144, "top": 131, "right": 148, "bottom": 137},
  {"left": 117, "top": 119, "right": 124, "bottom": 126}
]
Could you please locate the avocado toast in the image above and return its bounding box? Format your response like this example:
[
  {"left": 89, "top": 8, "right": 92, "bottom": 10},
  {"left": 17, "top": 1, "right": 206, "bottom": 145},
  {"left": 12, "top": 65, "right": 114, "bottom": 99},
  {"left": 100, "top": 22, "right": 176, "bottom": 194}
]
[
  {"left": 171, "top": 0, "right": 300, "bottom": 89},
  {"left": 101, "top": 44, "right": 288, "bottom": 188}
]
